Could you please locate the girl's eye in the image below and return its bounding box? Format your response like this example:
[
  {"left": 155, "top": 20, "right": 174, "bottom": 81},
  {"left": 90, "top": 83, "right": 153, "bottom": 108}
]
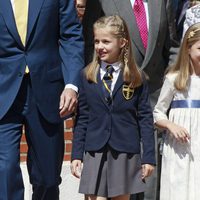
[
  {"left": 94, "top": 40, "right": 99, "bottom": 44},
  {"left": 103, "top": 40, "right": 110, "bottom": 44}
]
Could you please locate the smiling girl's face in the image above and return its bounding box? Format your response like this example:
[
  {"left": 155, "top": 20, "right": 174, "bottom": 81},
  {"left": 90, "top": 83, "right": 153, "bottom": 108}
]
[{"left": 94, "top": 27, "right": 126, "bottom": 64}]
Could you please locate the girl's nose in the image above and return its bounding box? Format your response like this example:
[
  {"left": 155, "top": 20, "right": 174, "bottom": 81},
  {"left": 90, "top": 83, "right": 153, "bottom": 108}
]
[{"left": 97, "top": 42, "right": 104, "bottom": 50}]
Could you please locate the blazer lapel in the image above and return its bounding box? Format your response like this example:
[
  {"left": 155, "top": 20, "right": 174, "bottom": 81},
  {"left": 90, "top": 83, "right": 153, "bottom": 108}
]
[
  {"left": 112, "top": 0, "right": 145, "bottom": 55},
  {"left": 96, "top": 69, "right": 124, "bottom": 107},
  {"left": 112, "top": 71, "right": 124, "bottom": 98},
  {"left": 26, "top": 0, "right": 45, "bottom": 44},
  {"left": 96, "top": 70, "right": 111, "bottom": 109},
  {"left": 142, "top": 0, "right": 162, "bottom": 68},
  {"left": 0, "top": 0, "right": 23, "bottom": 48}
]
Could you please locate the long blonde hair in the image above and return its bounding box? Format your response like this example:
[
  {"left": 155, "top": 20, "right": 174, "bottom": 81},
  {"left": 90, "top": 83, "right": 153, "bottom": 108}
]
[
  {"left": 85, "top": 15, "right": 142, "bottom": 88},
  {"left": 190, "top": 0, "right": 200, "bottom": 7},
  {"left": 169, "top": 23, "right": 200, "bottom": 91}
]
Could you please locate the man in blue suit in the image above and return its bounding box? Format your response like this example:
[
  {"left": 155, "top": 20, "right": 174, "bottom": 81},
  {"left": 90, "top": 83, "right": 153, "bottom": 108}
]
[{"left": 0, "top": 0, "right": 84, "bottom": 199}]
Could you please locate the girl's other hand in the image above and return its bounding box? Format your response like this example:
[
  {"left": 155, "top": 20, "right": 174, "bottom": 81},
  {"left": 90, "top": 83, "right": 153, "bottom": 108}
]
[
  {"left": 142, "top": 164, "right": 154, "bottom": 180},
  {"left": 166, "top": 122, "right": 190, "bottom": 143},
  {"left": 70, "top": 159, "right": 82, "bottom": 178}
]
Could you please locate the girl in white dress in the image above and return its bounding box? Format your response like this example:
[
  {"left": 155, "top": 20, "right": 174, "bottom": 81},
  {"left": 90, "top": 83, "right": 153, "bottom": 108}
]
[{"left": 154, "top": 23, "right": 200, "bottom": 200}]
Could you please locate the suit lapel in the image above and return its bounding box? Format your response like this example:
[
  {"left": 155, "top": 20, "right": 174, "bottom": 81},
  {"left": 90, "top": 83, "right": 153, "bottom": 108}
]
[
  {"left": 0, "top": 0, "right": 23, "bottom": 48},
  {"left": 142, "top": 0, "right": 162, "bottom": 68},
  {"left": 26, "top": 0, "right": 45, "bottom": 44},
  {"left": 0, "top": 0, "right": 45, "bottom": 47},
  {"left": 112, "top": 0, "right": 145, "bottom": 55}
]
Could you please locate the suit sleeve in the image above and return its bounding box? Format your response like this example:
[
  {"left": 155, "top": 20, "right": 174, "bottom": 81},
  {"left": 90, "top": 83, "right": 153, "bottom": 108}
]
[
  {"left": 59, "top": 0, "right": 84, "bottom": 87},
  {"left": 164, "top": 0, "right": 181, "bottom": 65},
  {"left": 71, "top": 72, "right": 89, "bottom": 161},
  {"left": 137, "top": 77, "right": 156, "bottom": 165}
]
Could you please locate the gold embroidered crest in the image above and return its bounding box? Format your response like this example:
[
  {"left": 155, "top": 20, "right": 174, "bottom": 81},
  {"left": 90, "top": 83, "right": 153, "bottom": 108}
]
[{"left": 122, "top": 85, "right": 134, "bottom": 100}]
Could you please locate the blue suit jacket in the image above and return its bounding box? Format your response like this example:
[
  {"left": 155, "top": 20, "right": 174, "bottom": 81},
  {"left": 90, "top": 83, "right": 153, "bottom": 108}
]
[
  {"left": 0, "top": 0, "right": 84, "bottom": 123},
  {"left": 72, "top": 71, "right": 156, "bottom": 165}
]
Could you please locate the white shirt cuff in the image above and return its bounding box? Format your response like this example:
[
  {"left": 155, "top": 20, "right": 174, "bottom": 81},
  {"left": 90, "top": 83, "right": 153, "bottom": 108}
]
[{"left": 65, "top": 84, "right": 78, "bottom": 93}]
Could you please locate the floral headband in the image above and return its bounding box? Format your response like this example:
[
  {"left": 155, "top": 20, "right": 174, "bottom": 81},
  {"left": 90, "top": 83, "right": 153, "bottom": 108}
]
[{"left": 187, "top": 28, "right": 200, "bottom": 39}]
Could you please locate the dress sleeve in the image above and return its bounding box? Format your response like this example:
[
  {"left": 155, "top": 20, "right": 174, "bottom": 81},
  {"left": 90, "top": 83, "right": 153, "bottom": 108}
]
[{"left": 153, "top": 75, "right": 175, "bottom": 122}]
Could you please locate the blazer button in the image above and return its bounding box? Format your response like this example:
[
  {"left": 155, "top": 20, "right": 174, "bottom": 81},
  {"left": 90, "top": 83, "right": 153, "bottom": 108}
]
[{"left": 18, "top": 72, "right": 23, "bottom": 77}]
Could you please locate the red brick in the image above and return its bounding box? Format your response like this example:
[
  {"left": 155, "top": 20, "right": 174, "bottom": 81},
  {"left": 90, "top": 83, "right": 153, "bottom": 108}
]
[
  {"left": 20, "top": 155, "right": 27, "bottom": 162},
  {"left": 64, "top": 131, "right": 73, "bottom": 140},
  {"left": 21, "top": 134, "right": 27, "bottom": 142},
  {"left": 65, "top": 118, "right": 74, "bottom": 129},
  {"left": 64, "top": 154, "right": 71, "bottom": 161},
  {"left": 20, "top": 144, "right": 28, "bottom": 153},
  {"left": 65, "top": 143, "right": 72, "bottom": 152}
]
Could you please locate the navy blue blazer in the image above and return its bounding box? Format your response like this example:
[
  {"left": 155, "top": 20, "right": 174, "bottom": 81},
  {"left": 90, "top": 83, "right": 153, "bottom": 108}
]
[
  {"left": 0, "top": 0, "right": 84, "bottom": 123},
  {"left": 72, "top": 70, "right": 156, "bottom": 165}
]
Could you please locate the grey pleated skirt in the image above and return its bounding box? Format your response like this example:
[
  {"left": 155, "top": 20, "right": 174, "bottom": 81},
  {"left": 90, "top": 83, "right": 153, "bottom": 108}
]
[{"left": 79, "top": 146, "right": 146, "bottom": 198}]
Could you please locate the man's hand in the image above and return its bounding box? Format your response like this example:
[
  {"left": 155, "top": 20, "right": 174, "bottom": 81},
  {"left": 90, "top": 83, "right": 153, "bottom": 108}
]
[{"left": 59, "top": 88, "right": 78, "bottom": 118}]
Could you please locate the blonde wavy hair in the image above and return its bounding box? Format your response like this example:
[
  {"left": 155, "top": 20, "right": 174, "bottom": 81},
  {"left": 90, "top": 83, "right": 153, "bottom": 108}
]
[
  {"left": 190, "top": 0, "right": 200, "bottom": 7},
  {"left": 84, "top": 15, "right": 142, "bottom": 88},
  {"left": 168, "top": 23, "right": 200, "bottom": 91}
]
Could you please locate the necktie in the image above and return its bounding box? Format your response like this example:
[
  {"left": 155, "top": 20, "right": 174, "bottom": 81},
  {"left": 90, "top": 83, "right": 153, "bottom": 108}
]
[
  {"left": 133, "top": 0, "right": 148, "bottom": 49},
  {"left": 14, "top": 0, "right": 29, "bottom": 73},
  {"left": 14, "top": 0, "right": 28, "bottom": 46},
  {"left": 102, "top": 65, "right": 114, "bottom": 104}
]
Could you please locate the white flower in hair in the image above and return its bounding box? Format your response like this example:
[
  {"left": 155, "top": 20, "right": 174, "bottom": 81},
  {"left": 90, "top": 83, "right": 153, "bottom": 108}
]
[{"left": 188, "top": 31, "right": 195, "bottom": 39}]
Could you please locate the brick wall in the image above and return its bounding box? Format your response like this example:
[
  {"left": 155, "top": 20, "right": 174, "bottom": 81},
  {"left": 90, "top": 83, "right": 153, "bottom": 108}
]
[{"left": 20, "top": 118, "right": 74, "bottom": 162}]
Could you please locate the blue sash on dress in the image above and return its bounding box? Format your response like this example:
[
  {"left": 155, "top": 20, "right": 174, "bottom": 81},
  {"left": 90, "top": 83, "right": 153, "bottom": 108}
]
[{"left": 171, "top": 100, "right": 200, "bottom": 108}]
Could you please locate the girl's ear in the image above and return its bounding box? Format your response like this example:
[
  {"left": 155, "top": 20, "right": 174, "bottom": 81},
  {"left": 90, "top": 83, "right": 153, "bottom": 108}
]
[{"left": 120, "top": 38, "right": 128, "bottom": 48}]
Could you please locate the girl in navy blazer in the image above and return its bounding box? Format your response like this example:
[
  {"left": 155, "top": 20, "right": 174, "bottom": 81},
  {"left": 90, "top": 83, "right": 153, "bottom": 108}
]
[{"left": 71, "top": 15, "right": 155, "bottom": 200}]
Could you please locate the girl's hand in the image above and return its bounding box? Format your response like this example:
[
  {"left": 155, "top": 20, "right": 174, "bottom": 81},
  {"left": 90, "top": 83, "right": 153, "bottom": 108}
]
[
  {"left": 166, "top": 122, "right": 190, "bottom": 143},
  {"left": 142, "top": 164, "right": 154, "bottom": 179},
  {"left": 70, "top": 159, "right": 82, "bottom": 178}
]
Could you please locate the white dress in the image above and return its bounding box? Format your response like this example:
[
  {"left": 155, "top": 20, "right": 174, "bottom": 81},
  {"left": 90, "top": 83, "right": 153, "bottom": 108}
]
[{"left": 153, "top": 73, "right": 200, "bottom": 200}]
